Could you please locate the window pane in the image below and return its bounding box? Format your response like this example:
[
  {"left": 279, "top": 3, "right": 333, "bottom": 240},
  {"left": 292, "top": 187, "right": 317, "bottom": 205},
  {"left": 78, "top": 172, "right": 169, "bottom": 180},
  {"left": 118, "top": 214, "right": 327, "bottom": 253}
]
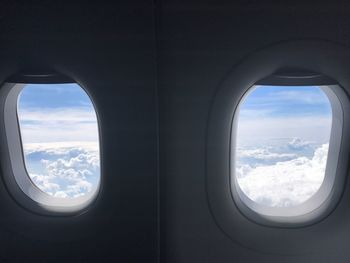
[
  {"left": 17, "top": 83, "right": 100, "bottom": 198},
  {"left": 235, "top": 85, "right": 332, "bottom": 208}
]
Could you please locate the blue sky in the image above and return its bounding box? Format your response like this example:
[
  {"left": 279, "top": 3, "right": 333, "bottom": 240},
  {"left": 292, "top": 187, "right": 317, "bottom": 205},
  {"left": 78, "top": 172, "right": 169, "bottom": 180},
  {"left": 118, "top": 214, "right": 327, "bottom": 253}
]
[
  {"left": 236, "top": 85, "right": 333, "bottom": 146},
  {"left": 19, "top": 83, "right": 93, "bottom": 108},
  {"left": 17, "top": 83, "right": 100, "bottom": 198},
  {"left": 18, "top": 84, "right": 99, "bottom": 143},
  {"left": 240, "top": 85, "right": 332, "bottom": 118}
]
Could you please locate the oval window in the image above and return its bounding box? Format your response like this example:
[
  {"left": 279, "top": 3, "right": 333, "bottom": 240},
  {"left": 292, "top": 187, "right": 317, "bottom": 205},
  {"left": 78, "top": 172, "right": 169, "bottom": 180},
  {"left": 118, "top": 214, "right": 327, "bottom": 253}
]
[
  {"left": 17, "top": 83, "right": 100, "bottom": 199},
  {"left": 232, "top": 84, "right": 343, "bottom": 220},
  {"left": 0, "top": 81, "right": 101, "bottom": 214}
]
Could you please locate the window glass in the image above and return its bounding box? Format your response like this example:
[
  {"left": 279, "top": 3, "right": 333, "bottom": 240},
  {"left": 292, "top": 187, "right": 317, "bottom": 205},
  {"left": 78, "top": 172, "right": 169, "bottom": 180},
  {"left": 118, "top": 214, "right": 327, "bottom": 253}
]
[
  {"left": 17, "top": 83, "right": 100, "bottom": 198},
  {"left": 235, "top": 85, "right": 332, "bottom": 207}
]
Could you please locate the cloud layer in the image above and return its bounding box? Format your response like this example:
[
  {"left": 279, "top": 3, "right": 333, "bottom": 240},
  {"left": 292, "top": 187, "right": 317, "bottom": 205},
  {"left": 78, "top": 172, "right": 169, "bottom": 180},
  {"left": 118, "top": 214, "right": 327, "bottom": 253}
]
[
  {"left": 23, "top": 142, "right": 100, "bottom": 198},
  {"left": 236, "top": 116, "right": 332, "bottom": 145},
  {"left": 234, "top": 86, "right": 333, "bottom": 208},
  {"left": 236, "top": 143, "right": 328, "bottom": 207},
  {"left": 18, "top": 107, "right": 99, "bottom": 143}
]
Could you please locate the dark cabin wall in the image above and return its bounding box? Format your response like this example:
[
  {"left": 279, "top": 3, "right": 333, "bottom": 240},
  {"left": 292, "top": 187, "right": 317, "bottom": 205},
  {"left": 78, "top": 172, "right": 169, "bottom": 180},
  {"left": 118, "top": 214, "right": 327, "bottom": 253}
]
[
  {"left": 158, "top": 1, "right": 350, "bottom": 262},
  {"left": 0, "top": 1, "right": 349, "bottom": 263},
  {"left": 0, "top": 1, "right": 157, "bottom": 262}
]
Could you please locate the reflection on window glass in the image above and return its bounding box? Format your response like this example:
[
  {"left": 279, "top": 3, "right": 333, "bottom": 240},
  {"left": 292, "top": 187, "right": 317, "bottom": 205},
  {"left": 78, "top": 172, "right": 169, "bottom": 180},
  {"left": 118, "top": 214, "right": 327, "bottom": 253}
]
[
  {"left": 235, "top": 85, "right": 332, "bottom": 207},
  {"left": 17, "top": 84, "right": 100, "bottom": 198}
]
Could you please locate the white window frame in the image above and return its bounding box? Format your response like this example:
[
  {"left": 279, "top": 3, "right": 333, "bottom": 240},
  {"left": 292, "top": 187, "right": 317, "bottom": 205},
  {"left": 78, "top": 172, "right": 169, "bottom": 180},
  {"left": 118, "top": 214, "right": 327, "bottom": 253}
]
[
  {"left": 0, "top": 82, "right": 101, "bottom": 215},
  {"left": 231, "top": 84, "right": 344, "bottom": 223}
]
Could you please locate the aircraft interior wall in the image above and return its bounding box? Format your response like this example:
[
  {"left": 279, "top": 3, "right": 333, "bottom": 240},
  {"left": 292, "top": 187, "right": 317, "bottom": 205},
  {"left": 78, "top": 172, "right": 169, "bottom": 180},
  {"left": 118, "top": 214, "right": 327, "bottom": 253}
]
[{"left": 0, "top": 1, "right": 349, "bottom": 262}]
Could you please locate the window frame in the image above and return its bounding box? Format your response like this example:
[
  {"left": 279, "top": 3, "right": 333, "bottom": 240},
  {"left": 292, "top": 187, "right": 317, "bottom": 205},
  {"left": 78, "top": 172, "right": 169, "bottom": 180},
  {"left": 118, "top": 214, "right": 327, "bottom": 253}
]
[
  {"left": 231, "top": 83, "right": 344, "bottom": 223},
  {"left": 0, "top": 79, "right": 102, "bottom": 215}
]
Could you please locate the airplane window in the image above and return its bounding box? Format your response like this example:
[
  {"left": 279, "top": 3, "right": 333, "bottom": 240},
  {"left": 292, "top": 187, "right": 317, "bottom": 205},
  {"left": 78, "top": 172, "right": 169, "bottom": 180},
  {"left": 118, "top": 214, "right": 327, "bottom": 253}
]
[
  {"left": 233, "top": 85, "right": 341, "bottom": 216},
  {"left": 17, "top": 83, "right": 100, "bottom": 199}
]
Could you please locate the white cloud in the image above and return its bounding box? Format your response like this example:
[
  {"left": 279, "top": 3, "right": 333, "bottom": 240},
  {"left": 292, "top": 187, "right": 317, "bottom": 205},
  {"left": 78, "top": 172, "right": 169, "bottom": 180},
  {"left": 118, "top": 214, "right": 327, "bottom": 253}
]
[
  {"left": 237, "top": 116, "right": 332, "bottom": 144},
  {"left": 18, "top": 107, "right": 96, "bottom": 122},
  {"left": 288, "top": 137, "right": 313, "bottom": 150},
  {"left": 18, "top": 107, "right": 99, "bottom": 143},
  {"left": 236, "top": 143, "right": 329, "bottom": 207},
  {"left": 25, "top": 142, "right": 100, "bottom": 198},
  {"left": 23, "top": 141, "right": 99, "bottom": 154},
  {"left": 30, "top": 173, "right": 60, "bottom": 195},
  {"left": 237, "top": 147, "right": 297, "bottom": 161}
]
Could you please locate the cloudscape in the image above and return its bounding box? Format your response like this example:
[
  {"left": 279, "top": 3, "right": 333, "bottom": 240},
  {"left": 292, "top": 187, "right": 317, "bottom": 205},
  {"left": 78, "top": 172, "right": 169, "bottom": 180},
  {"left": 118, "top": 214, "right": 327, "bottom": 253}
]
[
  {"left": 17, "top": 83, "right": 100, "bottom": 198},
  {"left": 235, "top": 85, "right": 332, "bottom": 207}
]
